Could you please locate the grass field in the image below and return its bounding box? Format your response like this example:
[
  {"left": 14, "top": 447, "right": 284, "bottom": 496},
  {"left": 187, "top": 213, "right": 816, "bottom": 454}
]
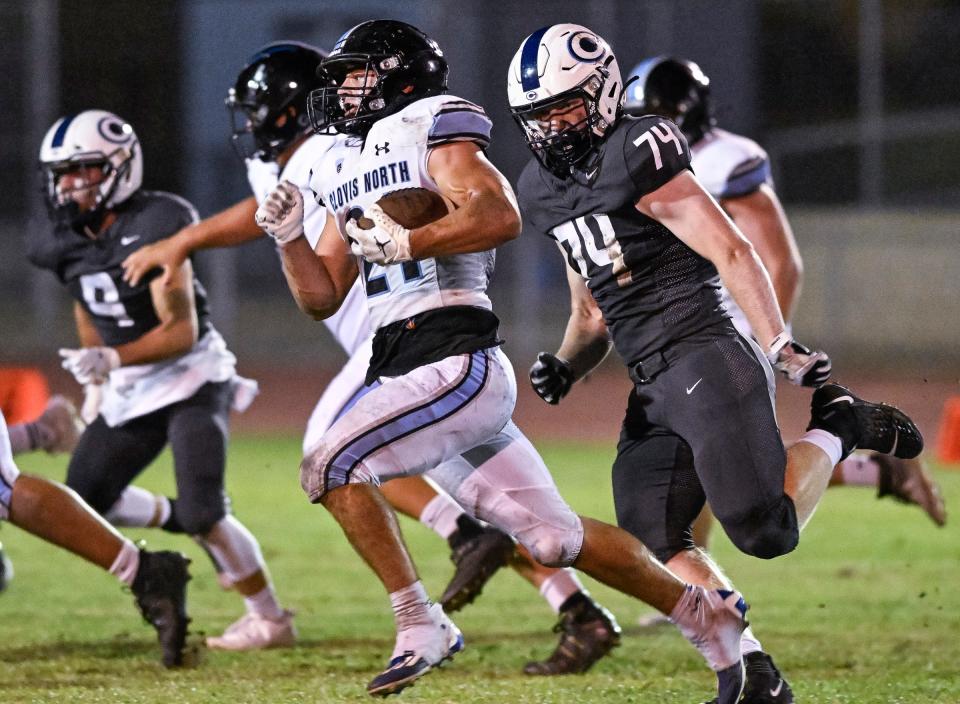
[{"left": 2, "top": 436, "right": 958, "bottom": 703}]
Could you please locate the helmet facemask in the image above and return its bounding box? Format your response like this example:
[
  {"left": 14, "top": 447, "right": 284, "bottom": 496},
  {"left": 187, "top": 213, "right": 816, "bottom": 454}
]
[
  {"left": 308, "top": 55, "right": 401, "bottom": 137},
  {"left": 511, "top": 73, "right": 611, "bottom": 176},
  {"left": 41, "top": 150, "right": 131, "bottom": 232},
  {"left": 226, "top": 89, "right": 311, "bottom": 162}
]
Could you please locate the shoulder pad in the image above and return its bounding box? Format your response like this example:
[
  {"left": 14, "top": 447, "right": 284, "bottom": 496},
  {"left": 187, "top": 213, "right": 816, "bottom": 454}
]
[
  {"left": 691, "top": 129, "right": 771, "bottom": 199},
  {"left": 423, "top": 95, "right": 492, "bottom": 150}
]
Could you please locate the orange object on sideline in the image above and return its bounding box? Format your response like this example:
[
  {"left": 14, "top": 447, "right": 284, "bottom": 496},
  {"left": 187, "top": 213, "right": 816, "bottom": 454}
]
[
  {"left": 937, "top": 396, "right": 960, "bottom": 465},
  {"left": 0, "top": 368, "right": 51, "bottom": 424}
]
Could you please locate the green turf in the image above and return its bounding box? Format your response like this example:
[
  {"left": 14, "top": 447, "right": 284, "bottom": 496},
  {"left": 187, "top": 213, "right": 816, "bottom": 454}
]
[{"left": 2, "top": 437, "right": 958, "bottom": 703}]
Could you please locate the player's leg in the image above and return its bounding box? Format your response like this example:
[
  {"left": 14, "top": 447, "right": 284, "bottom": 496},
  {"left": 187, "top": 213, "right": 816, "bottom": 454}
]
[
  {"left": 7, "top": 395, "right": 84, "bottom": 455},
  {"left": 0, "top": 409, "right": 189, "bottom": 666},
  {"left": 304, "top": 349, "right": 514, "bottom": 616},
  {"left": 164, "top": 381, "right": 294, "bottom": 650}
]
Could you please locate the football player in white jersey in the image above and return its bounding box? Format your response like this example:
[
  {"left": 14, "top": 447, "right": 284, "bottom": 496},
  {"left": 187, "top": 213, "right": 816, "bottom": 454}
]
[
  {"left": 122, "top": 40, "right": 621, "bottom": 673},
  {"left": 31, "top": 109, "right": 294, "bottom": 653},
  {"left": 261, "top": 20, "right": 751, "bottom": 702},
  {"left": 0, "top": 405, "right": 191, "bottom": 666},
  {"left": 624, "top": 57, "right": 945, "bottom": 544}
]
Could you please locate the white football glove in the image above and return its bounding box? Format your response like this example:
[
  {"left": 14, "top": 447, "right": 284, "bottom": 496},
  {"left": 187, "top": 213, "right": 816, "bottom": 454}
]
[
  {"left": 766, "top": 333, "right": 832, "bottom": 387},
  {"left": 344, "top": 203, "right": 412, "bottom": 265},
  {"left": 59, "top": 346, "right": 121, "bottom": 385},
  {"left": 81, "top": 383, "right": 104, "bottom": 424},
  {"left": 255, "top": 180, "right": 304, "bottom": 244}
]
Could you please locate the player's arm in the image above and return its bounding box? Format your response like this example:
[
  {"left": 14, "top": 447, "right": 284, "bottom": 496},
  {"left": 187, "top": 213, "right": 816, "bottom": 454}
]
[
  {"left": 73, "top": 303, "right": 104, "bottom": 347},
  {"left": 530, "top": 266, "right": 611, "bottom": 405},
  {"left": 720, "top": 183, "right": 802, "bottom": 322},
  {"left": 122, "top": 196, "right": 261, "bottom": 287},
  {"left": 637, "top": 170, "right": 785, "bottom": 351},
  {"left": 414, "top": 142, "right": 522, "bottom": 256},
  {"left": 113, "top": 260, "right": 199, "bottom": 365},
  {"left": 278, "top": 210, "right": 359, "bottom": 320}
]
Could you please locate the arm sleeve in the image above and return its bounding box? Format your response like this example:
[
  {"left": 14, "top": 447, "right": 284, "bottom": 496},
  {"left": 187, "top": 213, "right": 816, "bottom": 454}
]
[{"left": 622, "top": 117, "right": 692, "bottom": 199}]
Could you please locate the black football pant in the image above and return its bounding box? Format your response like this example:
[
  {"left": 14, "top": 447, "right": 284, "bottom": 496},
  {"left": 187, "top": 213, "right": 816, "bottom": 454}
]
[
  {"left": 612, "top": 323, "right": 799, "bottom": 561},
  {"left": 65, "top": 381, "right": 232, "bottom": 535}
]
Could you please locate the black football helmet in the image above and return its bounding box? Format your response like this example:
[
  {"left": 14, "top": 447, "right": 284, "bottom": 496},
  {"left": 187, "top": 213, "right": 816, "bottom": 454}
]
[
  {"left": 623, "top": 56, "right": 714, "bottom": 145},
  {"left": 226, "top": 41, "right": 327, "bottom": 161},
  {"left": 307, "top": 20, "right": 448, "bottom": 137}
]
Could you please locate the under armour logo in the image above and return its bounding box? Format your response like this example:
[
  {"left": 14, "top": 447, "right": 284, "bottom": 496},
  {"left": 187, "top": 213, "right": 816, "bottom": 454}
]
[
  {"left": 374, "top": 142, "right": 390, "bottom": 156},
  {"left": 375, "top": 236, "right": 390, "bottom": 255}
]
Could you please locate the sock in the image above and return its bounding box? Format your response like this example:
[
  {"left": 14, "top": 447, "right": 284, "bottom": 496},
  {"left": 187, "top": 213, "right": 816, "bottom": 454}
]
[
  {"left": 837, "top": 454, "right": 881, "bottom": 487},
  {"left": 389, "top": 581, "right": 432, "bottom": 632},
  {"left": 105, "top": 487, "right": 171, "bottom": 527},
  {"left": 198, "top": 515, "right": 268, "bottom": 585},
  {"left": 540, "top": 568, "right": 587, "bottom": 613},
  {"left": 108, "top": 539, "right": 141, "bottom": 586},
  {"left": 419, "top": 494, "right": 464, "bottom": 541},
  {"left": 798, "top": 429, "right": 844, "bottom": 467},
  {"left": 7, "top": 423, "right": 37, "bottom": 455},
  {"left": 244, "top": 585, "right": 284, "bottom": 620},
  {"left": 741, "top": 626, "right": 763, "bottom": 655}
]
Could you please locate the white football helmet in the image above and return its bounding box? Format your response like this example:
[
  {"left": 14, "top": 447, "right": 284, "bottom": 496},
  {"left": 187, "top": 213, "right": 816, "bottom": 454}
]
[
  {"left": 38, "top": 110, "right": 142, "bottom": 225},
  {"left": 507, "top": 24, "right": 623, "bottom": 174}
]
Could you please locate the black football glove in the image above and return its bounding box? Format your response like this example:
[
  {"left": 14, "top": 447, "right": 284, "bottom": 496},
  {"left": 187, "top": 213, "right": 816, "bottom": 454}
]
[
  {"left": 529, "top": 352, "right": 574, "bottom": 405},
  {"left": 771, "top": 340, "right": 832, "bottom": 387}
]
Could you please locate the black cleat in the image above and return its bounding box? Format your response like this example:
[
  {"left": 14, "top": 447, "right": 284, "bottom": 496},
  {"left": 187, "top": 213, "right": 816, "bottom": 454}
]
[
  {"left": 523, "top": 595, "right": 621, "bottom": 676},
  {"left": 440, "top": 518, "right": 515, "bottom": 613},
  {"left": 0, "top": 541, "right": 12, "bottom": 593},
  {"left": 705, "top": 651, "right": 793, "bottom": 703},
  {"left": 874, "top": 454, "right": 947, "bottom": 526},
  {"left": 131, "top": 550, "right": 191, "bottom": 668},
  {"left": 807, "top": 383, "right": 923, "bottom": 460}
]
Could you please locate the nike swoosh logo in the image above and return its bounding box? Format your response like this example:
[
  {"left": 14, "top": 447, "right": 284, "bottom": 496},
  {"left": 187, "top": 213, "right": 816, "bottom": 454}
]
[
  {"left": 769, "top": 679, "right": 783, "bottom": 697},
  {"left": 121, "top": 235, "right": 140, "bottom": 246},
  {"left": 826, "top": 395, "right": 854, "bottom": 405},
  {"left": 686, "top": 379, "right": 703, "bottom": 394}
]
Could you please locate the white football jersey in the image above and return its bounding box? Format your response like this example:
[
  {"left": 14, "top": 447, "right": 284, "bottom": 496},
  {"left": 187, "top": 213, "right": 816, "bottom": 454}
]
[
  {"left": 692, "top": 128, "right": 773, "bottom": 337},
  {"left": 309, "top": 95, "right": 495, "bottom": 332},
  {"left": 245, "top": 135, "right": 370, "bottom": 357}
]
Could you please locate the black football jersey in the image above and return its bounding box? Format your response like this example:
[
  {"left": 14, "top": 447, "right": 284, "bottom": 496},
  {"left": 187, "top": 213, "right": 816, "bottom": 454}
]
[
  {"left": 27, "top": 191, "right": 211, "bottom": 347},
  {"left": 518, "top": 115, "right": 728, "bottom": 367}
]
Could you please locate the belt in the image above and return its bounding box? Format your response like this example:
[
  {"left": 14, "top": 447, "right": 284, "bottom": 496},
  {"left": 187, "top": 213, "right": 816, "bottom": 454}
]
[{"left": 628, "top": 350, "right": 669, "bottom": 385}]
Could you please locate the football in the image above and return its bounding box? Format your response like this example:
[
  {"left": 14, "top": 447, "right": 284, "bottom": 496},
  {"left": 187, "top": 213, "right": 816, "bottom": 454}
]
[{"left": 353, "top": 188, "right": 451, "bottom": 230}]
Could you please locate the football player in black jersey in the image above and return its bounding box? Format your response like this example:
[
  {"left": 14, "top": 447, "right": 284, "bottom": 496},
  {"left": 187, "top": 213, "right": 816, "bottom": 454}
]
[
  {"left": 509, "top": 24, "right": 925, "bottom": 704},
  {"left": 0, "top": 406, "right": 190, "bottom": 666},
  {"left": 29, "top": 110, "right": 295, "bottom": 651}
]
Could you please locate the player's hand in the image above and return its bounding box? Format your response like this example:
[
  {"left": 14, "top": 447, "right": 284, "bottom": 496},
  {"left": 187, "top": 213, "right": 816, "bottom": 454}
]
[
  {"left": 344, "top": 203, "right": 412, "bottom": 265},
  {"left": 529, "top": 352, "right": 574, "bottom": 405},
  {"left": 59, "top": 347, "right": 121, "bottom": 385},
  {"left": 769, "top": 338, "right": 832, "bottom": 387},
  {"left": 255, "top": 180, "right": 304, "bottom": 244},
  {"left": 122, "top": 235, "right": 188, "bottom": 288}
]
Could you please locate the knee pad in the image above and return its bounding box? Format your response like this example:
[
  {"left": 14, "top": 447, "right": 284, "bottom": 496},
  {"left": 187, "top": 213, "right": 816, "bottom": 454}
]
[
  {"left": 300, "top": 442, "right": 376, "bottom": 504},
  {"left": 518, "top": 515, "right": 584, "bottom": 568},
  {"left": 720, "top": 497, "right": 799, "bottom": 559},
  {"left": 166, "top": 498, "right": 226, "bottom": 536}
]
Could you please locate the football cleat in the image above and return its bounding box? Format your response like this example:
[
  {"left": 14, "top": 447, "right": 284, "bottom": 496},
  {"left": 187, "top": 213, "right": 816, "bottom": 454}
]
[
  {"left": 0, "top": 541, "right": 12, "bottom": 593},
  {"left": 367, "top": 603, "right": 463, "bottom": 697},
  {"left": 440, "top": 522, "right": 515, "bottom": 613},
  {"left": 523, "top": 595, "right": 621, "bottom": 675},
  {"left": 206, "top": 609, "right": 297, "bottom": 651},
  {"left": 131, "top": 550, "right": 191, "bottom": 668},
  {"left": 705, "top": 651, "right": 794, "bottom": 703},
  {"left": 670, "top": 586, "right": 748, "bottom": 704},
  {"left": 874, "top": 454, "right": 947, "bottom": 526},
  {"left": 807, "top": 384, "right": 923, "bottom": 460},
  {"left": 34, "top": 395, "right": 84, "bottom": 454}
]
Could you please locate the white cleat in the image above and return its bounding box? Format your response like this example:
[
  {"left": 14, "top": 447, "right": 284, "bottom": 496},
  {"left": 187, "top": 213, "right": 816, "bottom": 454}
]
[
  {"left": 206, "top": 609, "right": 297, "bottom": 651},
  {"left": 670, "top": 586, "right": 748, "bottom": 704},
  {"left": 367, "top": 602, "right": 464, "bottom": 697}
]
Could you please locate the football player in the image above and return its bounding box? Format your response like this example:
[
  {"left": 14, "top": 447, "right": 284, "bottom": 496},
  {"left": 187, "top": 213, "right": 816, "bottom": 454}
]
[
  {"left": 508, "top": 24, "right": 924, "bottom": 704},
  {"left": 29, "top": 110, "right": 294, "bottom": 651},
  {"left": 262, "top": 20, "right": 750, "bottom": 702},
  {"left": 122, "top": 40, "right": 621, "bottom": 675},
  {"left": 624, "top": 56, "right": 945, "bottom": 539},
  {"left": 0, "top": 407, "right": 190, "bottom": 666}
]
